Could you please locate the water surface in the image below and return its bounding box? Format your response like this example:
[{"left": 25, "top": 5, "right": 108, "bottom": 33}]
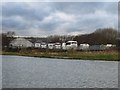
[{"left": 2, "top": 55, "right": 118, "bottom": 88}]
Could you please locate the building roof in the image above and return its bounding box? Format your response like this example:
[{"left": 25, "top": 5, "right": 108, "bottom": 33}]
[{"left": 10, "top": 38, "right": 33, "bottom": 47}]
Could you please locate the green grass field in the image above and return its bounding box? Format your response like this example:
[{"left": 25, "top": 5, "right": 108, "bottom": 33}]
[{"left": 1, "top": 50, "right": 119, "bottom": 61}]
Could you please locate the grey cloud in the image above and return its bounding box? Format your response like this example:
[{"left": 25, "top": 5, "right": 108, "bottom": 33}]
[
  {"left": 2, "top": 2, "right": 50, "bottom": 21},
  {"left": 2, "top": 2, "right": 118, "bottom": 36},
  {"left": 2, "top": 18, "right": 27, "bottom": 30},
  {"left": 50, "top": 2, "right": 117, "bottom": 15}
]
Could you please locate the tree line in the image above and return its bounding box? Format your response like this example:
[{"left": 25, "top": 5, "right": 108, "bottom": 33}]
[
  {"left": 48, "top": 28, "right": 120, "bottom": 45},
  {"left": 73, "top": 28, "right": 119, "bottom": 45}
]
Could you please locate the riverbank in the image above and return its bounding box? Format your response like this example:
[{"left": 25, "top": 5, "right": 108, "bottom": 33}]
[{"left": 1, "top": 50, "right": 119, "bottom": 61}]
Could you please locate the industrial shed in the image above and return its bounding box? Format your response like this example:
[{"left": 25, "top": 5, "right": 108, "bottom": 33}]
[{"left": 10, "top": 38, "right": 33, "bottom": 48}]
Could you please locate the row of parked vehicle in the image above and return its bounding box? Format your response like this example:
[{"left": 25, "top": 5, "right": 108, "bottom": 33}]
[
  {"left": 35, "top": 41, "right": 116, "bottom": 51},
  {"left": 35, "top": 41, "right": 78, "bottom": 50}
]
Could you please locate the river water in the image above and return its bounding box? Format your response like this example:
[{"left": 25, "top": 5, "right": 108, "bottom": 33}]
[{"left": 2, "top": 55, "right": 118, "bottom": 88}]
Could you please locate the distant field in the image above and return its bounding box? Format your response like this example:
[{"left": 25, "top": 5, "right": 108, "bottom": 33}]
[{"left": 1, "top": 50, "right": 119, "bottom": 61}]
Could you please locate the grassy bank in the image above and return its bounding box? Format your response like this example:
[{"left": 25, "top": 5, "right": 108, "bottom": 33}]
[{"left": 1, "top": 50, "right": 119, "bottom": 61}]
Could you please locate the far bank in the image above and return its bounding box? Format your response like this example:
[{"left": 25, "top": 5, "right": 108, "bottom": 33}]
[{"left": 1, "top": 50, "right": 119, "bottom": 61}]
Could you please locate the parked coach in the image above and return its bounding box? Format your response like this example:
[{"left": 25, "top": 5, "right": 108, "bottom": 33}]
[{"left": 65, "top": 41, "right": 78, "bottom": 50}]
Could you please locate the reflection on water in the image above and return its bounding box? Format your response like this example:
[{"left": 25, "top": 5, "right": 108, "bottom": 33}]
[{"left": 2, "top": 55, "right": 118, "bottom": 88}]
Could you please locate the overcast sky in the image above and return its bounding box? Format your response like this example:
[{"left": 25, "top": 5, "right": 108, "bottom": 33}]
[{"left": 2, "top": 1, "right": 118, "bottom": 37}]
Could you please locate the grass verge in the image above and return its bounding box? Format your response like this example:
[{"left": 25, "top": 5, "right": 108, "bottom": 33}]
[{"left": 1, "top": 50, "right": 119, "bottom": 61}]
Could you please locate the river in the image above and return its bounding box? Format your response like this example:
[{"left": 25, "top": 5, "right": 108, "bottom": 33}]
[{"left": 2, "top": 55, "right": 118, "bottom": 88}]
